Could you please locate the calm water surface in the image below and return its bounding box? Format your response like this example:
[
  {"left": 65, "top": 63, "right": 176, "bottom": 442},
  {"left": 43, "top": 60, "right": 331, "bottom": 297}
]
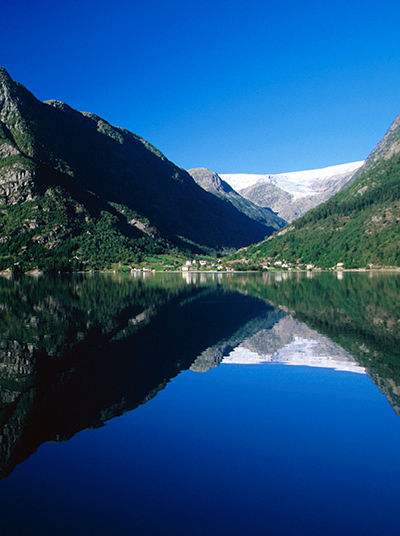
[{"left": 0, "top": 271, "right": 399, "bottom": 535}]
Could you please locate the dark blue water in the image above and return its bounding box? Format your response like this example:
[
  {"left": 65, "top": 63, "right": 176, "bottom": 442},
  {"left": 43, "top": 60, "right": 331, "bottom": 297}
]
[
  {"left": 0, "top": 364, "right": 399, "bottom": 535},
  {"left": 0, "top": 272, "right": 399, "bottom": 535}
]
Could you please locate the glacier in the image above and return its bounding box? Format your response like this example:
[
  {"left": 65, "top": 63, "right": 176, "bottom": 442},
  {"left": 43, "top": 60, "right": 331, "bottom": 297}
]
[{"left": 221, "top": 161, "right": 364, "bottom": 200}]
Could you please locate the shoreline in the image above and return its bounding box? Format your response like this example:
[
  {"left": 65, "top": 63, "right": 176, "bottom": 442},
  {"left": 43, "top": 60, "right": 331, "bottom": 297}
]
[{"left": 1, "top": 267, "right": 399, "bottom": 277}]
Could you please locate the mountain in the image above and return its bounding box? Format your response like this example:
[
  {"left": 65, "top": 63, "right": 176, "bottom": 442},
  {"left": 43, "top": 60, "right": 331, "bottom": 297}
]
[
  {"left": 0, "top": 67, "right": 269, "bottom": 271},
  {"left": 221, "top": 161, "right": 364, "bottom": 222},
  {"left": 187, "top": 167, "right": 286, "bottom": 230},
  {"left": 235, "top": 114, "right": 400, "bottom": 268}
]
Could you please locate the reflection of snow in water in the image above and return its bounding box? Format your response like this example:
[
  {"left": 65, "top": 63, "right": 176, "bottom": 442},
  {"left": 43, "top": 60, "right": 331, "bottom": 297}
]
[{"left": 223, "top": 336, "right": 366, "bottom": 374}]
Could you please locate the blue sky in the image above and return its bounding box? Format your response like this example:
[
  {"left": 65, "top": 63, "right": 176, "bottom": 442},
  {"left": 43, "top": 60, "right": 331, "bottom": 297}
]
[{"left": 2, "top": 0, "right": 400, "bottom": 173}]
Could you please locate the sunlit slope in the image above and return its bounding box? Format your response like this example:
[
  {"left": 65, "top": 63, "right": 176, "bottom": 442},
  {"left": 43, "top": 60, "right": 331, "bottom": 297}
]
[{"left": 236, "top": 115, "right": 400, "bottom": 268}]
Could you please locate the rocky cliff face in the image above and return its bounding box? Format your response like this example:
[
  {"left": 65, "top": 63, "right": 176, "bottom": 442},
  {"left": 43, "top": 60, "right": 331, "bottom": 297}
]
[
  {"left": 0, "top": 115, "right": 37, "bottom": 205},
  {"left": 369, "top": 113, "right": 400, "bottom": 162},
  {"left": 238, "top": 181, "right": 294, "bottom": 220},
  {"left": 351, "top": 113, "right": 400, "bottom": 181}
]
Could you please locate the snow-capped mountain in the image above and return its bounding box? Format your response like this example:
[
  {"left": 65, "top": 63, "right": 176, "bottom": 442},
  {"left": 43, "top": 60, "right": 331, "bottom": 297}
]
[
  {"left": 220, "top": 161, "right": 364, "bottom": 222},
  {"left": 220, "top": 161, "right": 364, "bottom": 199}
]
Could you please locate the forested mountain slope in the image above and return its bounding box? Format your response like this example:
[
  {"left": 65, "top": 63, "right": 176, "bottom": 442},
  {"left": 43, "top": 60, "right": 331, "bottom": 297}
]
[{"left": 236, "top": 114, "right": 400, "bottom": 268}]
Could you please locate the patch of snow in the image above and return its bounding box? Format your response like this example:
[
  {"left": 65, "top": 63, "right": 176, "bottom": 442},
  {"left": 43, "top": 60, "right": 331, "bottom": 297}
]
[{"left": 221, "top": 161, "right": 364, "bottom": 199}]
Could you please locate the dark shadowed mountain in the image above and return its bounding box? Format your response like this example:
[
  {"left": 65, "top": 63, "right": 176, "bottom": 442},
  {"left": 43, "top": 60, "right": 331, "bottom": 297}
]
[{"left": 0, "top": 67, "right": 269, "bottom": 270}]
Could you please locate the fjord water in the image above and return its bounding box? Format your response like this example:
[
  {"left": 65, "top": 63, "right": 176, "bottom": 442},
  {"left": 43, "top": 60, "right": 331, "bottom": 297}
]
[{"left": 0, "top": 272, "right": 399, "bottom": 535}]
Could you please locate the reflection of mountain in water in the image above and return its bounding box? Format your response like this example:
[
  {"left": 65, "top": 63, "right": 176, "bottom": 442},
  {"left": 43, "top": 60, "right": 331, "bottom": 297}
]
[
  {"left": 0, "top": 271, "right": 399, "bottom": 478},
  {"left": 222, "top": 271, "right": 400, "bottom": 414},
  {"left": 0, "top": 274, "right": 270, "bottom": 478},
  {"left": 224, "top": 316, "right": 366, "bottom": 374},
  {"left": 189, "top": 306, "right": 365, "bottom": 373}
]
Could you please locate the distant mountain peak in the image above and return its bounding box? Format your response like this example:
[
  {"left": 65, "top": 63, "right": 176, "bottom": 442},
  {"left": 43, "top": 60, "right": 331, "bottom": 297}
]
[
  {"left": 188, "top": 167, "right": 286, "bottom": 231},
  {"left": 188, "top": 167, "right": 234, "bottom": 194}
]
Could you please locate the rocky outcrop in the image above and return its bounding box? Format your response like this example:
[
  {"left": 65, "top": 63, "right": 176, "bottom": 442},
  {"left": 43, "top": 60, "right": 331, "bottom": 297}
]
[
  {"left": 0, "top": 118, "right": 37, "bottom": 205},
  {"left": 351, "top": 113, "right": 400, "bottom": 182},
  {"left": 239, "top": 181, "right": 294, "bottom": 220},
  {"left": 0, "top": 165, "right": 37, "bottom": 205},
  {"left": 188, "top": 167, "right": 286, "bottom": 230}
]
